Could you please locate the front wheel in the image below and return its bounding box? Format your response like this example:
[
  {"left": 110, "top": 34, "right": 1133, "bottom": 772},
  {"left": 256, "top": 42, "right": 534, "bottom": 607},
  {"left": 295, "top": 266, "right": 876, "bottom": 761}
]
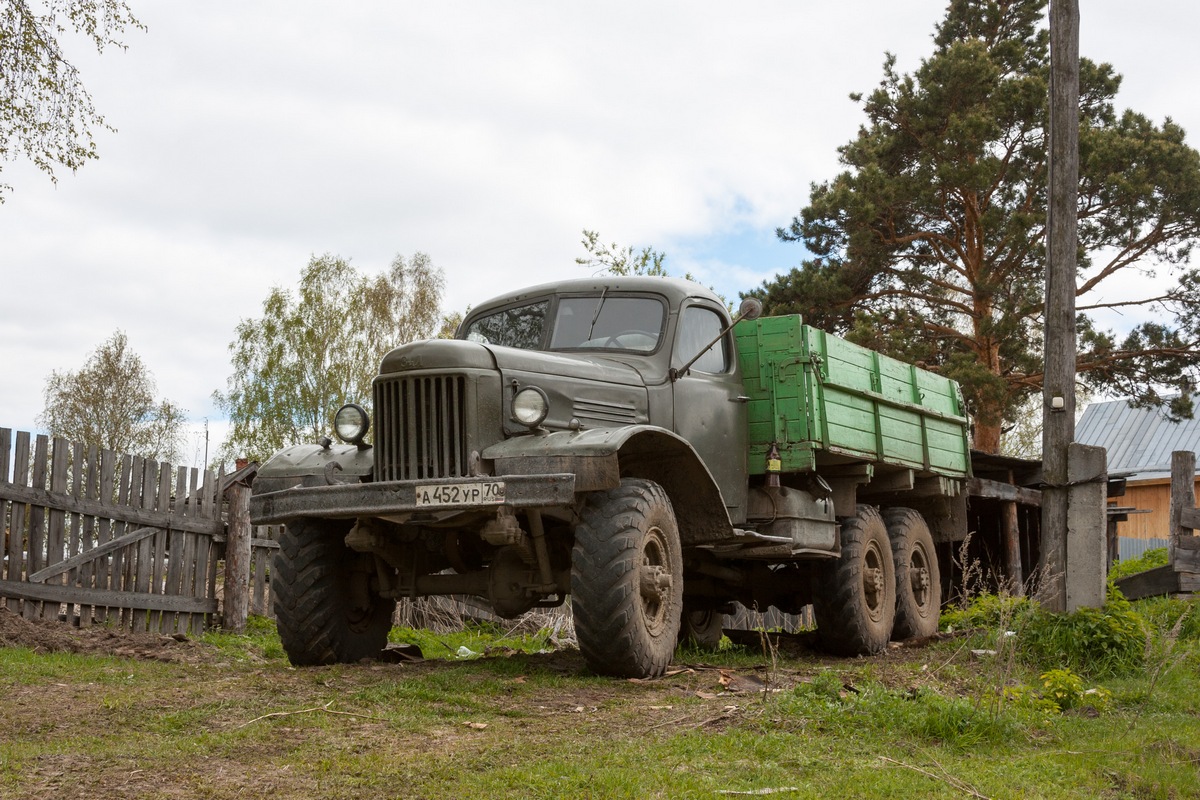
[
  {"left": 571, "top": 479, "right": 684, "bottom": 678},
  {"left": 272, "top": 518, "right": 396, "bottom": 665},
  {"left": 812, "top": 505, "right": 895, "bottom": 656}
]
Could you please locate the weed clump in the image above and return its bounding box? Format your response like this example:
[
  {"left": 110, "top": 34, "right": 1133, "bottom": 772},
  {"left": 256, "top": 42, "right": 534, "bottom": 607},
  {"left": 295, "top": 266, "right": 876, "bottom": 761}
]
[
  {"left": 940, "top": 593, "right": 1034, "bottom": 631},
  {"left": 782, "top": 673, "right": 1024, "bottom": 750},
  {"left": 1018, "top": 603, "right": 1146, "bottom": 678}
]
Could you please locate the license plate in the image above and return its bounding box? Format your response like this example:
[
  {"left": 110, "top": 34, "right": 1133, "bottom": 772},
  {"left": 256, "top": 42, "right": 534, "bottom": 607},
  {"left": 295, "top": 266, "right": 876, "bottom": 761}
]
[{"left": 414, "top": 481, "right": 506, "bottom": 507}]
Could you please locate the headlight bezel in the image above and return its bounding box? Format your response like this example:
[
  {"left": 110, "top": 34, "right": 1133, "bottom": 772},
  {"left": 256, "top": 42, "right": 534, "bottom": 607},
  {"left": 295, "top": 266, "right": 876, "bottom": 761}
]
[
  {"left": 511, "top": 386, "right": 550, "bottom": 429},
  {"left": 333, "top": 403, "right": 371, "bottom": 444}
]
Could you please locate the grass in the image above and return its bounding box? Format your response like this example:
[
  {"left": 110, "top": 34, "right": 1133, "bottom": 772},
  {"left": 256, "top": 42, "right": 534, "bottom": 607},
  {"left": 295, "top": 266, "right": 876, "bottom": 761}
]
[{"left": 1, "top": 598, "right": 1199, "bottom": 799}]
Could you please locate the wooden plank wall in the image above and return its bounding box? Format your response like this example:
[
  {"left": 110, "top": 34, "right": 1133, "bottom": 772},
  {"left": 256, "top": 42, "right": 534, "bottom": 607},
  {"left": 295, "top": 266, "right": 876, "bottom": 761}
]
[
  {"left": 0, "top": 428, "right": 224, "bottom": 635},
  {"left": 1114, "top": 477, "right": 1200, "bottom": 540}
]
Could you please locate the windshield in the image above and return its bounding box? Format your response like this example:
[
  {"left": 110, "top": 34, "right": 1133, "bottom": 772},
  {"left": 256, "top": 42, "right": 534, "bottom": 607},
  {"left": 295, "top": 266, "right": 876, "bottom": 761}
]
[
  {"left": 463, "top": 294, "right": 665, "bottom": 353},
  {"left": 464, "top": 300, "right": 549, "bottom": 349}
]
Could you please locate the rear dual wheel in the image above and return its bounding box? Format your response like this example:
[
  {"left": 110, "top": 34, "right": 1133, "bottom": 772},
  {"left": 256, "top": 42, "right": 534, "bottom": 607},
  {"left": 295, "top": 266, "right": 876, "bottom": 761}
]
[
  {"left": 813, "top": 505, "right": 942, "bottom": 654},
  {"left": 813, "top": 505, "right": 895, "bottom": 656},
  {"left": 885, "top": 508, "right": 941, "bottom": 640}
]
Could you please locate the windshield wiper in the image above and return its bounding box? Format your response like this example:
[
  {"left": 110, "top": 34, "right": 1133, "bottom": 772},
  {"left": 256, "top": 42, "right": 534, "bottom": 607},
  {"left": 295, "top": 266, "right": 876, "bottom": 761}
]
[{"left": 587, "top": 288, "right": 608, "bottom": 340}]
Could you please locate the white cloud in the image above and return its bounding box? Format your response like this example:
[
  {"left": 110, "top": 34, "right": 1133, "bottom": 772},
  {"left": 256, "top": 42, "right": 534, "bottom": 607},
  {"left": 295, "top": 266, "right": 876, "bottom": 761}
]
[{"left": 2, "top": 1, "right": 1197, "bottom": 461}]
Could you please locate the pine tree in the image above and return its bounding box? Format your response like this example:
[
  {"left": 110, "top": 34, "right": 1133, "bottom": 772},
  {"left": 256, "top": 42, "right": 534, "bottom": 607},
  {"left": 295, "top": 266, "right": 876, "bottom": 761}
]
[{"left": 754, "top": 0, "right": 1200, "bottom": 452}]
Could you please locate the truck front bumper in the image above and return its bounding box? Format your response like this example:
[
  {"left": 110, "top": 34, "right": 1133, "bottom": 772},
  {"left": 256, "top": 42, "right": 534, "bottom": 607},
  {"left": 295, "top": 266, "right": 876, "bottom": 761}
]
[{"left": 249, "top": 473, "right": 577, "bottom": 525}]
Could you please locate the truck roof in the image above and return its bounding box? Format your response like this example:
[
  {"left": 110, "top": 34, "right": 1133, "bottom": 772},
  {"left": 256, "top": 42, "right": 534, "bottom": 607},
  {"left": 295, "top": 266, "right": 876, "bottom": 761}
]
[{"left": 470, "top": 275, "right": 726, "bottom": 314}]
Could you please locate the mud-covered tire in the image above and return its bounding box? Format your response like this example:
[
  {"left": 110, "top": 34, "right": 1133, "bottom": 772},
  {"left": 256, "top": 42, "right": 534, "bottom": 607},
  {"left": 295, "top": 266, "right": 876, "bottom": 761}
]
[
  {"left": 812, "top": 505, "right": 895, "bottom": 656},
  {"left": 571, "top": 479, "right": 683, "bottom": 678},
  {"left": 884, "top": 507, "right": 941, "bottom": 640},
  {"left": 272, "top": 518, "right": 395, "bottom": 666},
  {"left": 678, "top": 604, "right": 724, "bottom": 651}
]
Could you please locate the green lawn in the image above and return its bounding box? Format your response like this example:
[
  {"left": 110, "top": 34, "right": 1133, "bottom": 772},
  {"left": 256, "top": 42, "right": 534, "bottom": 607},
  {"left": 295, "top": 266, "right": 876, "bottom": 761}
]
[{"left": 1, "top": 588, "right": 1197, "bottom": 800}]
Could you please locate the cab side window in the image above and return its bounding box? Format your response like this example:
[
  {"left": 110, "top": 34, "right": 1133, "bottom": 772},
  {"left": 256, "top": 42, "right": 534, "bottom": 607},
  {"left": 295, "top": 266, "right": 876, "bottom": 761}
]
[{"left": 675, "top": 306, "right": 729, "bottom": 374}]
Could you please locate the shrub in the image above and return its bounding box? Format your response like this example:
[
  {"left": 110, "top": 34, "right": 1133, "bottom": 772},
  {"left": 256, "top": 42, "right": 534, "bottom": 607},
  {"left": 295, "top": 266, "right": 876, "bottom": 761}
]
[{"left": 1018, "top": 604, "right": 1146, "bottom": 678}]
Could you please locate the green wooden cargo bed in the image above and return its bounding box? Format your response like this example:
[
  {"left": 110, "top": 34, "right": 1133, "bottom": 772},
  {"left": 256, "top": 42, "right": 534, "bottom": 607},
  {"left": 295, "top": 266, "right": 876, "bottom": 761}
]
[{"left": 735, "top": 315, "right": 971, "bottom": 481}]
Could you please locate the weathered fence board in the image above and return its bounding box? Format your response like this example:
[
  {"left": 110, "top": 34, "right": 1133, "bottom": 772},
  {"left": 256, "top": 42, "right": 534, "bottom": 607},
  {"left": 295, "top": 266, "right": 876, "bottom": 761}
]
[
  {"left": 0, "top": 428, "right": 225, "bottom": 636},
  {"left": 1117, "top": 450, "right": 1200, "bottom": 600},
  {"left": 249, "top": 525, "right": 281, "bottom": 617}
]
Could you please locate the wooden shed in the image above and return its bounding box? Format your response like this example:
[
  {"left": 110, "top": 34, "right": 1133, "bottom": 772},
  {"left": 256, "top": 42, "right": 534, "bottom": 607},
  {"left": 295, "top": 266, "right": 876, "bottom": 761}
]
[{"left": 1077, "top": 398, "right": 1200, "bottom": 543}]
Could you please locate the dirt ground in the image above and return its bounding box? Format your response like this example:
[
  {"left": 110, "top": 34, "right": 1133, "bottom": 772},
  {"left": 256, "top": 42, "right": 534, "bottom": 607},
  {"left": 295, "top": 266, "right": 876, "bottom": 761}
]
[
  {"left": 0, "top": 607, "right": 979, "bottom": 800},
  {"left": 0, "top": 607, "right": 217, "bottom": 664}
]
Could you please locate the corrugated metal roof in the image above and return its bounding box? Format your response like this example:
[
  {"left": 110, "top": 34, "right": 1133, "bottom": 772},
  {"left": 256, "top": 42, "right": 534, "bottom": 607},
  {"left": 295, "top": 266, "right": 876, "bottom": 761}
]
[{"left": 1076, "top": 398, "right": 1200, "bottom": 480}]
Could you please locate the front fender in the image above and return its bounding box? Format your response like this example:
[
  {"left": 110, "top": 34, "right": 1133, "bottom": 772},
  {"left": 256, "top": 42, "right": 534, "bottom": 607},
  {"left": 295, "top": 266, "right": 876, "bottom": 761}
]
[
  {"left": 482, "top": 428, "right": 629, "bottom": 491},
  {"left": 253, "top": 443, "right": 374, "bottom": 495},
  {"left": 483, "top": 426, "right": 733, "bottom": 545}
]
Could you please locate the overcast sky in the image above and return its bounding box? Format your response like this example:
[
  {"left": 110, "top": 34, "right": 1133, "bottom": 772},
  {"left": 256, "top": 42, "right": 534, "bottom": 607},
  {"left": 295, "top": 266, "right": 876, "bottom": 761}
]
[{"left": 2, "top": 1, "right": 1196, "bottom": 468}]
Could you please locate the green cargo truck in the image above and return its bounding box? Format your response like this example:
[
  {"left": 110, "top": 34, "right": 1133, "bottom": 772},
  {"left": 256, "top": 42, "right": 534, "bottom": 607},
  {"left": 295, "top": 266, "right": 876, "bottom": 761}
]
[{"left": 250, "top": 277, "right": 971, "bottom": 678}]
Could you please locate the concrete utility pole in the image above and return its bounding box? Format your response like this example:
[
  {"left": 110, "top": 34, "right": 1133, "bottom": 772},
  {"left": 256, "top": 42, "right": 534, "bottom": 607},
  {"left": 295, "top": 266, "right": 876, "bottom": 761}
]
[{"left": 1040, "top": 0, "right": 1080, "bottom": 612}]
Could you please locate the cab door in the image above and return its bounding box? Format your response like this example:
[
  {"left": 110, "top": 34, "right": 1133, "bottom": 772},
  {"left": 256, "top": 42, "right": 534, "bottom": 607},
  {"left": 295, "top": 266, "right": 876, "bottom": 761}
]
[{"left": 670, "top": 302, "right": 749, "bottom": 523}]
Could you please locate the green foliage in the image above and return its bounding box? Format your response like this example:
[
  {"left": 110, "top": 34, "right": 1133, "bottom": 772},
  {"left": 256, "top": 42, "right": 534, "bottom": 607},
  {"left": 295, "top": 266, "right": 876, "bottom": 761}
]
[
  {"left": 575, "top": 229, "right": 727, "bottom": 305},
  {"left": 1002, "top": 682, "right": 1061, "bottom": 713},
  {"left": 753, "top": 0, "right": 1200, "bottom": 451},
  {"left": 940, "top": 592, "right": 1034, "bottom": 631},
  {"left": 1134, "top": 595, "right": 1200, "bottom": 643},
  {"left": 575, "top": 229, "right": 670, "bottom": 278},
  {"left": 37, "top": 329, "right": 185, "bottom": 461},
  {"left": 1004, "top": 668, "right": 1112, "bottom": 713},
  {"left": 214, "top": 253, "right": 444, "bottom": 462},
  {"left": 796, "top": 668, "right": 845, "bottom": 703},
  {"left": 1037, "top": 668, "right": 1110, "bottom": 712},
  {"left": 942, "top": 592, "right": 1148, "bottom": 678},
  {"left": 1109, "top": 547, "right": 1170, "bottom": 582},
  {"left": 0, "top": 0, "right": 143, "bottom": 199},
  {"left": 1018, "top": 603, "right": 1147, "bottom": 678}
]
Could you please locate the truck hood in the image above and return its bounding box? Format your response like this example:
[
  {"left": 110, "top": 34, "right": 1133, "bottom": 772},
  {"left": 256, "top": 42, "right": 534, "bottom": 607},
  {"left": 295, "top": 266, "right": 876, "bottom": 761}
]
[
  {"left": 380, "top": 339, "right": 648, "bottom": 387},
  {"left": 486, "top": 345, "right": 648, "bottom": 387}
]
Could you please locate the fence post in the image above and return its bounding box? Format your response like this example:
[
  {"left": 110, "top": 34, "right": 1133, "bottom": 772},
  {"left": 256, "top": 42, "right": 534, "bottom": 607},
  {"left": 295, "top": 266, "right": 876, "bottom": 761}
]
[
  {"left": 1065, "top": 442, "right": 1107, "bottom": 612},
  {"left": 1170, "top": 450, "right": 1197, "bottom": 567},
  {"left": 223, "top": 481, "right": 252, "bottom": 633}
]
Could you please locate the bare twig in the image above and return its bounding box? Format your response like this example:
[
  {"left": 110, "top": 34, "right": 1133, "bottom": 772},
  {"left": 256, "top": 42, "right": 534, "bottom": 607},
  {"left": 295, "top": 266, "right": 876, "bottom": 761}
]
[
  {"left": 238, "top": 700, "right": 387, "bottom": 728},
  {"left": 879, "top": 756, "right": 991, "bottom": 800}
]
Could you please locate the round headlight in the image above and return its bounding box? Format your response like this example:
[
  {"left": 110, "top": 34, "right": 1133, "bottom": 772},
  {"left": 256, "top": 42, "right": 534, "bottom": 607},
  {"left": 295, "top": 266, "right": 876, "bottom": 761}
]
[
  {"left": 334, "top": 403, "right": 370, "bottom": 444},
  {"left": 512, "top": 387, "right": 549, "bottom": 428}
]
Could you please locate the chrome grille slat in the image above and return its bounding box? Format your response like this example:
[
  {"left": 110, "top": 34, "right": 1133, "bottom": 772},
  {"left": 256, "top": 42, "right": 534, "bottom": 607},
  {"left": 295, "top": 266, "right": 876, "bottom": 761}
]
[{"left": 374, "top": 375, "right": 467, "bottom": 481}]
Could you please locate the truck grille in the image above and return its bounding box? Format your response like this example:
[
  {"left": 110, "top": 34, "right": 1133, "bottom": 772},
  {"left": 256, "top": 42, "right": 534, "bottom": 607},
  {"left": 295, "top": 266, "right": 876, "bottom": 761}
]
[{"left": 374, "top": 375, "right": 468, "bottom": 481}]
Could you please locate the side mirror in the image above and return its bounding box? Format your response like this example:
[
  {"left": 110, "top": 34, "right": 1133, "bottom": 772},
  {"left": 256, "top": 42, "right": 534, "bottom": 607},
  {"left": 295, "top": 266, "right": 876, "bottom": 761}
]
[{"left": 737, "top": 297, "right": 763, "bottom": 322}]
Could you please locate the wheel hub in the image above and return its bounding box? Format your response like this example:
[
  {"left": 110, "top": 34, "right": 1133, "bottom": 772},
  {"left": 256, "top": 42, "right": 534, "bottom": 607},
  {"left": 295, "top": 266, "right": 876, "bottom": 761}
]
[{"left": 638, "top": 526, "right": 674, "bottom": 632}]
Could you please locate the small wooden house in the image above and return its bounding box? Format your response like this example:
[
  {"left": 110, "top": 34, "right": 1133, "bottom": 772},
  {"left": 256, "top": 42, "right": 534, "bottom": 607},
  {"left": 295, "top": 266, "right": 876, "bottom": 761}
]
[{"left": 1076, "top": 398, "right": 1200, "bottom": 544}]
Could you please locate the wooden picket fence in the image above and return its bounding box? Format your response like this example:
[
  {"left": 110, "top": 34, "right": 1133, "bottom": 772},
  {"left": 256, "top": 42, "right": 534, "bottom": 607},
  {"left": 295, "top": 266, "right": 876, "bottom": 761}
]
[
  {"left": 0, "top": 428, "right": 227, "bottom": 635},
  {"left": 248, "top": 523, "right": 282, "bottom": 618}
]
